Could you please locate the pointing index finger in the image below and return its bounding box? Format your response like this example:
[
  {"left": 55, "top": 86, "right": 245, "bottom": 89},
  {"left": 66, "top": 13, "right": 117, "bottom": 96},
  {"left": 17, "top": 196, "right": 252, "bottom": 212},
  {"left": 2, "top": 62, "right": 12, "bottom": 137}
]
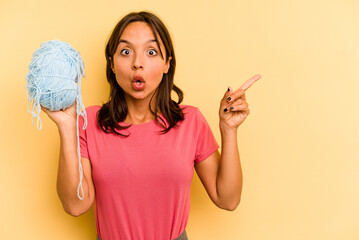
[{"left": 240, "top": 74, "right": 261, "bottom": 91}]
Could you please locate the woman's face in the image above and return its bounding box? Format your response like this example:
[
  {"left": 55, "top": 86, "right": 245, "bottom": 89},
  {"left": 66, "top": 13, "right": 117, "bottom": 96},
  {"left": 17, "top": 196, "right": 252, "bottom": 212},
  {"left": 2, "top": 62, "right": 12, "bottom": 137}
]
[{"left": 111, "top": 21, "right": 171, "bottom": 103}]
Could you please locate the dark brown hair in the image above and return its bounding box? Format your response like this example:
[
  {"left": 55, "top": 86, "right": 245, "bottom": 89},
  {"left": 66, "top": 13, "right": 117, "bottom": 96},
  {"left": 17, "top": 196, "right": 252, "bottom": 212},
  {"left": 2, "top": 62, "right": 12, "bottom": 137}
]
[{"left": 97, "top": 11, "right": 185, "bottom": 136}]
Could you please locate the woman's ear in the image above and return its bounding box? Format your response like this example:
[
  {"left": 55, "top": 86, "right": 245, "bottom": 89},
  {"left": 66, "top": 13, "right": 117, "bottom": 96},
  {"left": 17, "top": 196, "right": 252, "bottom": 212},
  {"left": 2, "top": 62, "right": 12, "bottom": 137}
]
[
  {"left": 164, "top": 56, "right": 172, "bottom": 74},
  {"left": 109, "top": 57, "right": 115, "bottom": 73}
]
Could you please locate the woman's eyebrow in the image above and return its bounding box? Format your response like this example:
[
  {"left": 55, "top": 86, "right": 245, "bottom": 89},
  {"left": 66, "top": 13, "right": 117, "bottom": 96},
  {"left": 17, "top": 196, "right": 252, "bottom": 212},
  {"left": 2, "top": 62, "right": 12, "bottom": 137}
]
[
  {"left": 118, "top": 39, "right": 157, "bottom": 45},
  {"left": 118, "top": 39, "right": 132, "bottom": 45}
]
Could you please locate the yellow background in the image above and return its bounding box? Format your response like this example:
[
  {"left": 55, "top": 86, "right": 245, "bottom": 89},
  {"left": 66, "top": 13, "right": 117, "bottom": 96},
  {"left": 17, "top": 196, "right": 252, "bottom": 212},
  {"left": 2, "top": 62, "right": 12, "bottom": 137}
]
[{"left": 1, "top": 0, "right": 358, "bottom": 239}]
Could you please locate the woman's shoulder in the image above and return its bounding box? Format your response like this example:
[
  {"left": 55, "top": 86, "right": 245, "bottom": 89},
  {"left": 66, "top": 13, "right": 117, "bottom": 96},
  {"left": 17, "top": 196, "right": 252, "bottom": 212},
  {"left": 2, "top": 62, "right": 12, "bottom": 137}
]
[
  {"left": 85, "top": 105, "right": 101, "bottom": 110},
  {"left": 85, "top": 105, "right": 101, "bottom": 113},
  {"left": 83, "top": 105, "right": 102, "bottom": 120},
  {"left": 79, "top": 105, "right": 101, "bottom": 129},
  {"left": 179, "top": 104, "right": 204, "bottom": 121},
  {"left": 179, "top": 104, "right": 199, "bottom": 114}
]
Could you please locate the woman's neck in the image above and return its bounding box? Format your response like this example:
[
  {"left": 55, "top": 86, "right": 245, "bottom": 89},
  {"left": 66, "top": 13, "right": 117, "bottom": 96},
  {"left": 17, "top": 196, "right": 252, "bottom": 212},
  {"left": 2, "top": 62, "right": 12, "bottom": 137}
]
[{"left": 124, "top": 97, "right": 157, "bottom": 124}]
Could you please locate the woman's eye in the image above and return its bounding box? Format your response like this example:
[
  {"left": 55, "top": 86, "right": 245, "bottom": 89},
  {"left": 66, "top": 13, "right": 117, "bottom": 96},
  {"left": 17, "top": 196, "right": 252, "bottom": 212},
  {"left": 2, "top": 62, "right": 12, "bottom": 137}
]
[
  {"left": 120, "top": 49, "right": 130, "bottom": 55},
  {"left": 148, "top": 49, "right": 157, "bottom": 56}
]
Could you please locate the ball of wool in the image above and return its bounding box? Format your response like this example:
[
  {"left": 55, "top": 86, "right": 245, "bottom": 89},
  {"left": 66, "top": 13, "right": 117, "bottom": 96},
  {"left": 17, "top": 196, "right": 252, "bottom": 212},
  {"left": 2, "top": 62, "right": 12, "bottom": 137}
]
[
  {"left": 26, "top": 40, "right": 87, "bottom": 200},
  {"left": 26, "top": 40, "right": 86, "bottom": 125}
]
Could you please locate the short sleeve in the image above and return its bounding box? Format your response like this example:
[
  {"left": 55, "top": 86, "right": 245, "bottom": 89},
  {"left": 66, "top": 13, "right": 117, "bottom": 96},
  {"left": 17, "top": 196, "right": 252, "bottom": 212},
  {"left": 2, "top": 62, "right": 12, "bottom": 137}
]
[
  {"left": 78, "top": 114, "right": 89, "bottom": 159},
  {"left": 193, "top": 108, "right": 219, "bottom": 164}
]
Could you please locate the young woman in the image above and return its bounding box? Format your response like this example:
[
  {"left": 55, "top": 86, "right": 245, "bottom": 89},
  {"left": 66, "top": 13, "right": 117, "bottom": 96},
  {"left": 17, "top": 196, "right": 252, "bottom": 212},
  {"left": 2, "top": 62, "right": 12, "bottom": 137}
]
[{"left": 43, "top": 11, "right": 260, "bottom": 240}]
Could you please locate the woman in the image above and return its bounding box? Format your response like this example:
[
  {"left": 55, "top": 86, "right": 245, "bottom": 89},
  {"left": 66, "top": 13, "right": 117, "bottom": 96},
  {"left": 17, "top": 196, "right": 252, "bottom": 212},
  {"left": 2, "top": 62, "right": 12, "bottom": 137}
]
[{"left": 43, "top": 11, "right": 260, "bottom": 240}]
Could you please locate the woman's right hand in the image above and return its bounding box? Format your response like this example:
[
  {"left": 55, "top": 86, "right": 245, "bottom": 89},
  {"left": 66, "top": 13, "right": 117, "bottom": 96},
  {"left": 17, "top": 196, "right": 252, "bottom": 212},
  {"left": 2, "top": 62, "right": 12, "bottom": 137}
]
[{"left": 41, "top": 103, "right": 77, "bottom": 128}]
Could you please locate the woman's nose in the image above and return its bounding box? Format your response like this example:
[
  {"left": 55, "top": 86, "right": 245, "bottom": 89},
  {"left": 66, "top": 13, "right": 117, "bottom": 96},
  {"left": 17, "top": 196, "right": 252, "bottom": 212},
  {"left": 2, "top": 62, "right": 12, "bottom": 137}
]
[
  {"left": 132, "top": 54, "right": 144, "bottom": 70},
  {"left": 133, "top": 64, "right": 143, "bottom": 69}
]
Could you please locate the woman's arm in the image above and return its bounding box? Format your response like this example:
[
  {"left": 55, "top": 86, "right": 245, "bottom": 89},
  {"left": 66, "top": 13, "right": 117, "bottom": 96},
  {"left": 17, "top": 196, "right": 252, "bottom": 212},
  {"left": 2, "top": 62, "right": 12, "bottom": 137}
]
[
  {"left": 195, "top": 74, "right": 261, "bottom": 211},
  {"left": 42, "top": 104, "right": 95, "bottom": 216},
  {"left": 194, "top": 132, "right": 242, "bottom": 211}
]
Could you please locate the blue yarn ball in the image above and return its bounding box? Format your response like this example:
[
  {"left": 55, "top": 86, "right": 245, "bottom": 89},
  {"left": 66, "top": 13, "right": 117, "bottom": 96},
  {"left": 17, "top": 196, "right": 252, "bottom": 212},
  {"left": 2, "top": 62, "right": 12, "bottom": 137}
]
[
  {"left": 26, "top": 40, "right": 85, "bottom": 111},
  {"left": 26, "top": 40, "right": 88, "bottom": 200}
]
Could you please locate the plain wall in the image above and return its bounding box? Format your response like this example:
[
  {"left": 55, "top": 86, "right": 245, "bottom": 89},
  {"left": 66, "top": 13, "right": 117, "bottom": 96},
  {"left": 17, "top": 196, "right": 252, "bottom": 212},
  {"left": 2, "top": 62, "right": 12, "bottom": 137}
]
[{"left": 0, "top": 0, "right": 358, "bottom": 239}]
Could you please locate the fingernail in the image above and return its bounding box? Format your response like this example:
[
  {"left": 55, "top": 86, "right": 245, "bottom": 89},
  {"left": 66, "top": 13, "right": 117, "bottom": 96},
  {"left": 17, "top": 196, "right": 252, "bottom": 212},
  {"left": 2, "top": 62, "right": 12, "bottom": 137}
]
[
  {"left": 227, "top": 87, "right": 230, "bottom": 92},
  {"left": 230, "top": 107, "right": 234, "bottom": 110},
  {"left": 224, "top": 108, "right": 228, "bottom": 112},
  {"left": 227, "top": 97, "right": 231, "bottom": 102}
]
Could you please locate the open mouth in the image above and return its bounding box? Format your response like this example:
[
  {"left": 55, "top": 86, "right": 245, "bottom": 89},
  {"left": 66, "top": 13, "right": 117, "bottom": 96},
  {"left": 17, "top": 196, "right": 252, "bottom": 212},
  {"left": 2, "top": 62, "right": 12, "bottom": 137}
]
[
  {"left": 133, "top": 75, "right": 145, "bottom": 83},
  {"left": 132, "top": 76, "right": 145, "bottom": 90}
]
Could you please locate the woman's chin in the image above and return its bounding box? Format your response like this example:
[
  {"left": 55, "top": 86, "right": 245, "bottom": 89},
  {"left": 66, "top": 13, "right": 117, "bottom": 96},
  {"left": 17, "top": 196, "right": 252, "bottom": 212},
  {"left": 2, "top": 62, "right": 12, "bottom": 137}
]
[{"left": 125, "top": 91, "right": 154, "bottom": 102}]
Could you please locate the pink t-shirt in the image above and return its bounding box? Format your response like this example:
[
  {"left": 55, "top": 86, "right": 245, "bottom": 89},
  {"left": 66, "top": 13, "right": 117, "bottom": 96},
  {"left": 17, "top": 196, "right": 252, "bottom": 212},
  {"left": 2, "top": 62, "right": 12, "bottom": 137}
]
[{"left": 79, "top": 105, "right": 219, "bottom": 240}]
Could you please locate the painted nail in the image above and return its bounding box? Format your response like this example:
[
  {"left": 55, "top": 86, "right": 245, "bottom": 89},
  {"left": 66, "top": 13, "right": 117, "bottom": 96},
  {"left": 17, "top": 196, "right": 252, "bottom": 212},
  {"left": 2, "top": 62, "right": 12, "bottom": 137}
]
[
  {"left": 224, "top": 108, "right": 228, "bottom": 112},
  {"left": 227, "top": 87, "right": 230, "bottom": 92},
  {"left": 227, "top": 97, "right": 231, "bottom": 102},
  {"left": 230, "top": 107, "right": 234, "bottom": 110}
]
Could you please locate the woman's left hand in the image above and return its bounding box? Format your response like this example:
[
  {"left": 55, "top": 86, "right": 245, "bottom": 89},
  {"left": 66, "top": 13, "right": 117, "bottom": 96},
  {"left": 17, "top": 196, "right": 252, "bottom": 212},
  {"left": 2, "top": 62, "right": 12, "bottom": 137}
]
[{"left": 219, "top": 74, "right": 261, "bottom": 131}]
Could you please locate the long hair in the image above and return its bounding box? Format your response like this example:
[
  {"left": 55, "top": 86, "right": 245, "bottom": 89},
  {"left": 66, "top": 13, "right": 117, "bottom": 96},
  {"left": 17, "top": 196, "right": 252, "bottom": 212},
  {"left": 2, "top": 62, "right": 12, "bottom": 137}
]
[{"left": 97, "top": 11, "right": 184, "bottom": 136}]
